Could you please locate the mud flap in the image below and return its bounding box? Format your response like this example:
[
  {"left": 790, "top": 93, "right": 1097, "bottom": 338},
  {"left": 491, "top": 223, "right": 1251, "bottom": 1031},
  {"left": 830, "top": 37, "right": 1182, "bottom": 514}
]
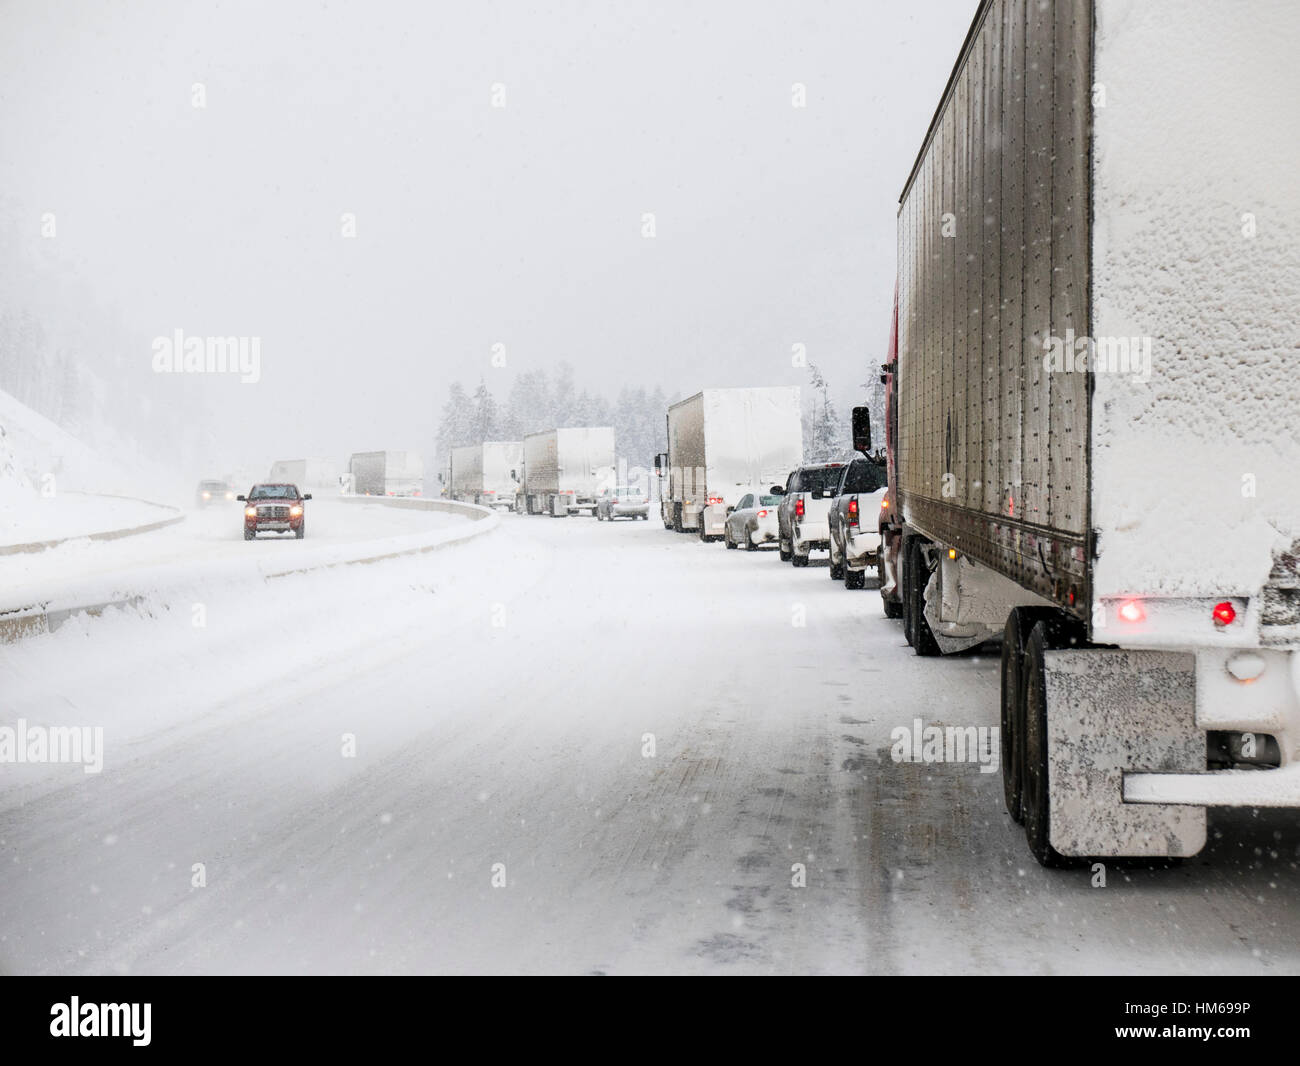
[{"left": 1043, "top": 649, "right": 1206, "bottom": 858}]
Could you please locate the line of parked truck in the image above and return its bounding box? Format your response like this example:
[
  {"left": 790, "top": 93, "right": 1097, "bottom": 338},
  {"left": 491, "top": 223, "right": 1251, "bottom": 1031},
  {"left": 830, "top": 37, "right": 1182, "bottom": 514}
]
[
  {"left": 652, "top": 387, "right": 891, "bottom": 593},
  {"left": 444, "top": 428, "right": 653, "bottom": 519}
]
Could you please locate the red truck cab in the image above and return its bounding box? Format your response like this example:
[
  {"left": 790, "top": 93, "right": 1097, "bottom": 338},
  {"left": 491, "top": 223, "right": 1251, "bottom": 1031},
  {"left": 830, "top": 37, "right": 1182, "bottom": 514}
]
[{"left": 237, "top": 483, "right": 312, "bottom": 540}]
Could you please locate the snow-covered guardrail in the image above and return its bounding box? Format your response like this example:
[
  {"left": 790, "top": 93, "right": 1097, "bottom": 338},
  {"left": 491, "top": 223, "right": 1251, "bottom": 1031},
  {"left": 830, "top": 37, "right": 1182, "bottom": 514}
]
[
  {"left": 263, "top": 495, "right": 499, "bottom": 578},
  {"left": 0, "top": 496, "right": 498, "bottom": 643}
]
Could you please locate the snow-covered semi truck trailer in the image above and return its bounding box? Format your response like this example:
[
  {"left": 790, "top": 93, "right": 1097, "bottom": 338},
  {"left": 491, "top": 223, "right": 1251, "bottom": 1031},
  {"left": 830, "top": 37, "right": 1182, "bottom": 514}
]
[
  {"left": 521, "top": 428, "right": 616, "bottom": 517},
  {"left": 450, "top": 442, "right": 522, "bottom": 510},
  {"left": 348, "top": 450, "right": 424, "bottom": 497},
  {"left": 268, "top": 458, "right": 340, "bottom": 491},
  {"left": 662, "top": 387, "right": 803, "bottom": 539},
  {"left": 868, "top": 0, "right": 1300, "bottom": 867}
]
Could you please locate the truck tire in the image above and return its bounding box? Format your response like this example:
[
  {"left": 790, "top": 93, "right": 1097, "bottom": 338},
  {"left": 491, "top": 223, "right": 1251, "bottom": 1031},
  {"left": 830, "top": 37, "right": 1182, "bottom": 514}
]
[
  {"left": 778, "top": 538, "right": 791, "bottom": 562},
  {"left": 1020, "top": 621, "right": 1080, "bottom": 868},
  {"left": 672, "top": 503, "right": 684, "bottom": 534},
  {"left": 829, "top": 540, "right": 844, "bottom": 581},
  {"left": 698, "top": 517, "right": 709, "bottom": 543},
  {"left": 845, "top": 565, "right": 865, "bottom": 590},
  {"left": 244, "top": 529, "right": 255, "bottom": 541},
  {"left": 791, "top": 542, "right": 809, "bottom": 567},
  {"left": 904, "top": 537, "right": 940, "bottom": 656}
]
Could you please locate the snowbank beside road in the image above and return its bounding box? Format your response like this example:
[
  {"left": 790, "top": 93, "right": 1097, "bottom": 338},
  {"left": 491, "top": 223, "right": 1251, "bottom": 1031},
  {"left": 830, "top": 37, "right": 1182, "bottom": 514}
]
[
  {"left": 0, "top": 498, "right": 496, "bottom": 642},
  {"left": 0, "top": 492, "right": 181, "bottom": 552}
]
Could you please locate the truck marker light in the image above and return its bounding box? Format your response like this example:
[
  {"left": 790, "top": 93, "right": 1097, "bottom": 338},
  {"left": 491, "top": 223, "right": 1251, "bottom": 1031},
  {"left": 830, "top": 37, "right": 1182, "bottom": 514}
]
[
  {"left": 1118, "top": 600, "right": 1145, "bottom": 623},
  {"left": 1212, "top": 601, "right": 1237, "bottom": 626},
  {"left": 881, "top": 497, "right": 889, "bottom": 510},
  {"left": 948, "top": 548, "right": 957, "bottom": 560}
]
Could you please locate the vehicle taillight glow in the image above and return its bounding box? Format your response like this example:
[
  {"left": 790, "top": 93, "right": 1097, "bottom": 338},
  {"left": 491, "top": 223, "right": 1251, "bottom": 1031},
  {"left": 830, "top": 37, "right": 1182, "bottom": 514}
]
[
  {"left": 1118, "top": 600, "right": 1145, "bottom": 624},
  {"left": 795, "top": 497, "right": 805, "bottom": 518},
  {"left": 708, "top": 496, "right": 723, "bottom": 506},
  {"left": 757, "top": 509, "right": 768, "bottom": 518},
  {"left": 1213, "top": 601, "right": 1237, "bottom": 627},
  {"left": 881, "top": 496, "right": 889, "bottom": 510},
  {"left": 847, "top": 498, "right": 859, "bottom": 528}
]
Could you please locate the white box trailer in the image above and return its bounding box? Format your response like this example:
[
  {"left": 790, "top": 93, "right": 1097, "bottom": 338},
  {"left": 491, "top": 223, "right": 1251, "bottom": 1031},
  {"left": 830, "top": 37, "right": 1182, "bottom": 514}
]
[
  {"left": 663, "top": 387, "right": 803, "bottom": 540},
  {"left": 521, "top": 428, "right": 615, "bottom": 517},
  {"left": 348, "top": 450, "right": 424, "bottom": 497},
  {"left": 878, "top": 0, "right": 1300, "bottom": 867},
  {"left": 267, "top": 457, "right": 341, "bottom": 492},
  {"left": 450, "top": 442, "right": 522, "bottom": 509}
]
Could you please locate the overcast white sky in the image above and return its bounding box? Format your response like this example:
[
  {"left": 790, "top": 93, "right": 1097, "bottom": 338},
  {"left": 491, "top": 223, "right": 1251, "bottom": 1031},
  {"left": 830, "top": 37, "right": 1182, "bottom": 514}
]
[{"left": 0, "top": 0, "right": 974, "bottom": 464}]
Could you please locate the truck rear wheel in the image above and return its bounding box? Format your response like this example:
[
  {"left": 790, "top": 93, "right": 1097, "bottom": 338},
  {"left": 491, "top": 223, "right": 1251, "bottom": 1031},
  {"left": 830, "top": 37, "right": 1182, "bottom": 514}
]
[
  {"left": 845, "top": 565, "right": 865, "bottom": 590},
  {"left": 904, "top": 537, "right": 940, "bottom": 656},
  {"left": 672, "top": 503, "right": 683, "bottom": 533},
  {"left": 1020, "top": 622, "right": 1079, "bottom": 868},
  {"left": 829, "top": 541, "right": 844, "bottom": 581}
]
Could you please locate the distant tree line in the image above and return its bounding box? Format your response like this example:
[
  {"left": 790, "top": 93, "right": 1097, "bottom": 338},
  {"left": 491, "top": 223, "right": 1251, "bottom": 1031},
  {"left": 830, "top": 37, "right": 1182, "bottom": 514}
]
[{"left": 436, "top": 363, "right": 673, "bottom": 474}]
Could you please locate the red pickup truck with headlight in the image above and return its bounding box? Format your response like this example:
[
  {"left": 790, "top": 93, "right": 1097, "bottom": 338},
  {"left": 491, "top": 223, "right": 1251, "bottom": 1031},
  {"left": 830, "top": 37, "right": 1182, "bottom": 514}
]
[{"left": 237, "top": 483, "right": 312, "bottom": 540}]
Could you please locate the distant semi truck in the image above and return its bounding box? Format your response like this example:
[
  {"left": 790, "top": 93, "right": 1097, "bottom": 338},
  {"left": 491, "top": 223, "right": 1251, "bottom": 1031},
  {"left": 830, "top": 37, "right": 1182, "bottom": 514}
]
[
  {"left": 870, "top": 0, "right": 1300, "bottom": 867},
  {"left": 348, "top": 450, "right": 424, "bottom": 497},
  {"left": 659, "top": 387, "right": 803, "bottom": 540},
  {"left": 520, "top": 428, "right": 615, "bottom": 517},
  {"left": 450, "top": 442, "right": 522, "bottom": 510},
  {"left": 268, "top": 458, "right": 340, "bottom": 491}
]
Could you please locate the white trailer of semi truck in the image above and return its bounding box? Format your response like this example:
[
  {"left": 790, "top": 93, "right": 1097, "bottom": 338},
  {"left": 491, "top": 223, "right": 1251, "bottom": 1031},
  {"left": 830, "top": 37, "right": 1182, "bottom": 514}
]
[
  {"left": 348, "top": 450, "right": 424, "bottom": 497},
  {"left": 521, "top": 428, "right": 615, "bottom": 517},
  {"left": 268, "top": 458, "right": 341, "bottom": 491},
  {"left": 872, "top": 0, "right": 1300, "bottom": 867},
  {"left": 450, "top": 442, "right": 522, "bottom": 510},
  {"left": 662, "top": 387, "right": 803, "bottom": 540}
]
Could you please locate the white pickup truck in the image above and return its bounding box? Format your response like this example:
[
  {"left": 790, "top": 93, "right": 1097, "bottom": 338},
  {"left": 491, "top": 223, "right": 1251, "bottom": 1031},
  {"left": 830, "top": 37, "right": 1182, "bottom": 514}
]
[
  {"left": 827, "top": 456, "right": 888, "bottom": 589},
  {"left": 776, "top": 462, "right": 845, "bottom": 567}
]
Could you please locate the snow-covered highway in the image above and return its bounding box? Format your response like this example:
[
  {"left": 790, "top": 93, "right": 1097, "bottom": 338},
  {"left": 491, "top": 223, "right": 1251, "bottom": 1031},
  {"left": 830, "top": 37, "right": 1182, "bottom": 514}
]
[{"left": 2, "top": 514, "right": 1298, "bottom": 975}]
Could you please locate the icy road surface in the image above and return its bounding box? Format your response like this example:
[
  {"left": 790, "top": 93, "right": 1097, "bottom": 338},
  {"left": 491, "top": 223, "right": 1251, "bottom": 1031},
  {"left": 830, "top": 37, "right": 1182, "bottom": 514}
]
[
  {"left": 1, "top": 513, "right": 1298, "bottom": 975},
  {"left": 0, "top": 498, "right": 470, "bottom": 612}
]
